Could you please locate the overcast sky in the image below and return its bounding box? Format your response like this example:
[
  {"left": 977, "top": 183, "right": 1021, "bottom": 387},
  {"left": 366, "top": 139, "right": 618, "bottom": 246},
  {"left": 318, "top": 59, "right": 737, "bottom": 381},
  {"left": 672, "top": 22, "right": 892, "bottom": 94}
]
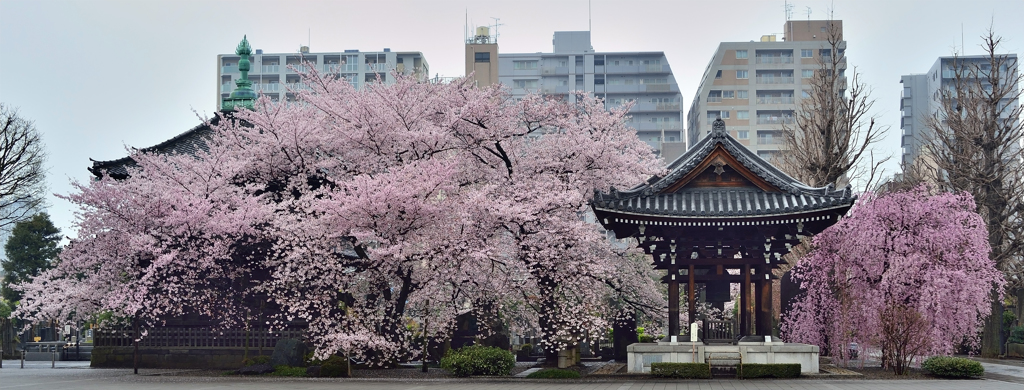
[{"left": 1, "top": 0, "right": 1022, "bottom": 239}]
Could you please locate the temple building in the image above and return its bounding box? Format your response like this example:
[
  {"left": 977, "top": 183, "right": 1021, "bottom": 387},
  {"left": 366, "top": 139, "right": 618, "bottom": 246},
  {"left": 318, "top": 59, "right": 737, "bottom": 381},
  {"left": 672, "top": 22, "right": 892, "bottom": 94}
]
[{"left": 592, "top": 118, "right": 853, "bottom": 373}]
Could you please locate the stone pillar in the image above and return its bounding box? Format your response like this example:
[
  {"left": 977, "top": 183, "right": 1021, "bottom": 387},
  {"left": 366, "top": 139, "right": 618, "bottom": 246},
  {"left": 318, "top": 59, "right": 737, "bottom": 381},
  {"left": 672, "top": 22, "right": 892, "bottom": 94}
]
[
  {"left": 687, "top": 265, "right": 696, "bottom": 336},
  {"left": 668, "top": 271, "right": 679, "bottom": 338},
  {"left": 757, "top": 266, "right": 774, "bottom": 336}
]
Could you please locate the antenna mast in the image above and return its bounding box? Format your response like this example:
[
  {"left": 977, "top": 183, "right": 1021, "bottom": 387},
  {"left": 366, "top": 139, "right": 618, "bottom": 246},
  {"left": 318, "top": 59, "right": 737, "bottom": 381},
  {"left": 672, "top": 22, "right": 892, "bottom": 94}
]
[
  {"left": 805, "top": 6, "right": 812, "bottom": 21},
  {"left": 490, "top": 17, "right": 503, "bottom": 43},
  {"left": 784, "top": 0, "right": 793, "bottom": 21},
  {"left": 589, "top": 0, "right": 592, "bottom": 32}
]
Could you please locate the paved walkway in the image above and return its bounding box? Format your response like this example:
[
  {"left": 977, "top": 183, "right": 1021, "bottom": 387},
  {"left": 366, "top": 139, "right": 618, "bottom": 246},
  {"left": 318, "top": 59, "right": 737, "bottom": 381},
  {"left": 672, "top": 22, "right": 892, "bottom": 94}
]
[{"left": 1, "top": 360, "right": 1022, "bottom": 390}]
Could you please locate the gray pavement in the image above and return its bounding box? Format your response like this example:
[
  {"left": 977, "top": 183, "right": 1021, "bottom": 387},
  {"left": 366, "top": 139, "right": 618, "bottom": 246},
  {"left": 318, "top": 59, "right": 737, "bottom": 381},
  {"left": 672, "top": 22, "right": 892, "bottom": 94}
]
[{"left": 1, "top": 360, "right": 1022, "bottom": 390}]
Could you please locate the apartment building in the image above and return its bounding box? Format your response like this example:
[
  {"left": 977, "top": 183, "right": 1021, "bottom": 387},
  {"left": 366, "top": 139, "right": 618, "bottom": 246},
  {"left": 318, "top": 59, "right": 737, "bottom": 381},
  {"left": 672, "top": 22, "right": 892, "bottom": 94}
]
[
  {"left": 469, "top": 30, "right": 685, "bottom": 158},
  {"left": 217, "top": 46, "right": 429, "bottom": 109},
  {"left": 900, "top": 54, "right": 1020, "bottom": 166},
  {"left": 687, "top": 20, "right": 846, "bottom": 161}
]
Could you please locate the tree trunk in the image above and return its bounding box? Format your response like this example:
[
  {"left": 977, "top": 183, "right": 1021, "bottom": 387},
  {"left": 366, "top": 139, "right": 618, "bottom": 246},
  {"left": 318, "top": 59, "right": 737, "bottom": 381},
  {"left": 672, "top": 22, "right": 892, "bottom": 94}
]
[{"left": 981, "top": 287, "right": 1003, "bottom": 357}]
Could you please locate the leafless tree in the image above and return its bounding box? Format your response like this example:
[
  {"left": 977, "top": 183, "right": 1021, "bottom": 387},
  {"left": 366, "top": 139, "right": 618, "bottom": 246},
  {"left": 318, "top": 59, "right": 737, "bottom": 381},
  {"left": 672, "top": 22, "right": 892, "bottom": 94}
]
[
  {"left": 777, "top": 21, "right": 889, "bottom": 191},
  {"left": 0, "top": 104, "right": 47, "bottom": 231},
  {"left": 924, "top": 30, "right": 1023, "bottom": 357}
]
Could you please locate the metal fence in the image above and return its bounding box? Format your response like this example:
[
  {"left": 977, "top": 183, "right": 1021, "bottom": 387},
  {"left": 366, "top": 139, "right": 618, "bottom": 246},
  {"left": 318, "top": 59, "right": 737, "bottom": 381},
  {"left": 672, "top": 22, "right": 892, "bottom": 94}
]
[{"left": 94, "top": 327, "right": 303, "bottom": 348}]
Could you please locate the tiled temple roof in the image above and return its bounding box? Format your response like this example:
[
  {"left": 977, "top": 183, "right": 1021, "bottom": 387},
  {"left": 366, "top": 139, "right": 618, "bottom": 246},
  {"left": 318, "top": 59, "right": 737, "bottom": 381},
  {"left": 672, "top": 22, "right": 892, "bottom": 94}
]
[{"left": 592, "top": 118, "right": 855, "bottom": 218}]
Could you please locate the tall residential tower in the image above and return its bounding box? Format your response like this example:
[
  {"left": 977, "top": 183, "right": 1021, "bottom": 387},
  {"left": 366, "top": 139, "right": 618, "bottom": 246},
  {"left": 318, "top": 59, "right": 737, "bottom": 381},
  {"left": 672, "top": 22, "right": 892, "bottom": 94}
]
[
  {"left": 470, "top": 31, "right": 686, "bottom": 159},
  {"left": 687, "top": 20, "right": 846, "bottom": 160}
]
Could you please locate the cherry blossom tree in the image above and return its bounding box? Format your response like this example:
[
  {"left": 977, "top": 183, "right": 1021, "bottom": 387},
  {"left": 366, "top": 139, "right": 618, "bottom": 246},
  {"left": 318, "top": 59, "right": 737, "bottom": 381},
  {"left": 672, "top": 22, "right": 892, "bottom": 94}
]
[
  {"left": 15, "top": 71, "right": 665, "bottom": 364},
  {"left": 781, "top": 185, "right": 1003, "bottom": 374}
]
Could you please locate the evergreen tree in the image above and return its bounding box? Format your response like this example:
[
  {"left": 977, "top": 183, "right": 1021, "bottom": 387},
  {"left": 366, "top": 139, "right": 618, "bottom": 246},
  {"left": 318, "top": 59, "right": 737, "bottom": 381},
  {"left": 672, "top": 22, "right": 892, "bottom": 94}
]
[{"left": 1, "top": 213, "right": 60, "bottom": 302}]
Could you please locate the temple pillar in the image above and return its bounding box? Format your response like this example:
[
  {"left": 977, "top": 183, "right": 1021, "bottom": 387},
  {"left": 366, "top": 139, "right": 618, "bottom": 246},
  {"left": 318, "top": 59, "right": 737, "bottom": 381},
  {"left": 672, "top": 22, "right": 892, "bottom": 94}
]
[
  {"left": 757, "top": 266, "right": 774, "bottom": 336},
  {"left": 741, "top": 264, "right": 751, "bottom": 336},
  {"left": 667, "top": 265, "right": 680, "bottom": 338}
]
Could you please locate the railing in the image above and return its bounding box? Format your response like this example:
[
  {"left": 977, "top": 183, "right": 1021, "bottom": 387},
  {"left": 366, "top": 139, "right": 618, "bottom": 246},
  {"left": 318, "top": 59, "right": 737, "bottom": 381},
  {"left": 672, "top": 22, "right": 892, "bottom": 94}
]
[
  {"left": 365, "top": 63, "right": 388, "bottom": 72},
  {"left": 94, "top": 327, "right": 304, "bottom": 348},
  {"left": 643, "top": 64, "right": 665, "bottom": 72},
  {"left": 756, "top": 96, "right": 795, "bottom": 104},
  {"left": 758, "top": 137, "right": 782, "bottom": 145},
  {"left": 707, "top": 96, "right": 722, "bottom": 103},
  {"left": 655, "top": 103, "right": 681, "bottom": 111},
  {"left": 756, "top": 77, "right": 795, "bottom": 84},
  {"left": 256, "top": 83, "right": 280, "bottom": 92},
  {"left": 222, "top": 65, "right": 238, "bottom": 73},
  {"left": 755, "top": 56, "right": 794, "bottom": 64},
  {"left": 261, "top": 65, "right": 280, "bottom": 73},
  {"left": 221, "top": 83, "right": 233, "bottom": 92},
  {"left": 321, "top": 64, "right": 341, "bottom": 73},
  {"left": 286, "top": 82, "right": 312, "bottom": 91},
  {"left": 756, "top": 116, "right": 795, "bottom": 124},
  {"left": 703, "top": 320, "right": 735, "bottom": 343}
]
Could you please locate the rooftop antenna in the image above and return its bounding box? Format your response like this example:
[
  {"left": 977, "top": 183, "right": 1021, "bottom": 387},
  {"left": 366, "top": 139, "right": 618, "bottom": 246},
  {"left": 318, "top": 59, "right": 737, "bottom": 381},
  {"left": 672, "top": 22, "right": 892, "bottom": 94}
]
[
  {"left": 784, "top": 0, "right": 793, "bottom": 21},
  {"left": 805, "top": 6, "right": 812, "bottom": 21},
  {"left": 589, "top": 0, "right": 592, "bottom": 32},
  {"left": 308, "top": 28, "right": 311, "bottom": 49},
  {"left": 490, "top": 17, "right": 503, "bottom": 43},
  {"left": 465, "top": 9, "right": 468, "bottom": 43}
]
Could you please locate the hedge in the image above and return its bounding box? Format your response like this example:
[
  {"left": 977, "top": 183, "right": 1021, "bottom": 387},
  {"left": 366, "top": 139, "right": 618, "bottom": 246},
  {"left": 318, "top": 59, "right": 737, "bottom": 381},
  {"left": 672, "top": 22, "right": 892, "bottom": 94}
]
[
  {"left": 526, "top": 368, "right": 582, "bottom": 379},
  {"left": 320, "top": 355, "right": 350, "bottom": 378},
  {"left": 440, "top": 345, "right": 515, "bottom": 377},
  {"left": 650, "top": 362, "right": 712, "bottom": 379},
  {"left": 922, "top": 356, "right": 984, "bottom": 378},
  {"left": 738, "top": 363, "right": 801, "bottom": 378}
]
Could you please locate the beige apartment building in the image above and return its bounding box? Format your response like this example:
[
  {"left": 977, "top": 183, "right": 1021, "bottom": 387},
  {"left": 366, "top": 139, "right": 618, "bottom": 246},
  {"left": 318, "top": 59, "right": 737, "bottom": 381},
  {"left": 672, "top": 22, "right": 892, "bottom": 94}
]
[{"left": 686, "top": 20, "right": 846, "bottom": 160}]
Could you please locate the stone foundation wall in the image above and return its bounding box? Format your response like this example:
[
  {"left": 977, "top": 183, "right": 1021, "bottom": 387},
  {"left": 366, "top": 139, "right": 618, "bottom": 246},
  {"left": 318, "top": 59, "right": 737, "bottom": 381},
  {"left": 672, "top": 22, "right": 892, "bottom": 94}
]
[{"left": 91, "top": 346, "right": 271, "bottom": 370}]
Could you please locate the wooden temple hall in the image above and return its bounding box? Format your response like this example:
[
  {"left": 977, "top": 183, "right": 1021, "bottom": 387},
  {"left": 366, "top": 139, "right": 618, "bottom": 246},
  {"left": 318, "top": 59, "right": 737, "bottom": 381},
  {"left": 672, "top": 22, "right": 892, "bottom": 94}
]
[{"left": 593, "top": 118, "right": 854, "bottom": 342}]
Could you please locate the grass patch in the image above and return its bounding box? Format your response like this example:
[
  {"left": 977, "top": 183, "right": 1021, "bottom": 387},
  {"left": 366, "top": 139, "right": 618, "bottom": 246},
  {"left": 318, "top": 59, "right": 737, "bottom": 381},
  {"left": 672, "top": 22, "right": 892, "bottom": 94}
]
[
  {"left": 650, "top": 362, "right": 711, "bottom": 379},
  {"left": 267, "top": 365, "right": 307, "bottom": 377},
  {"left": 526, "top": 368, "right": 581, "bottom": 379},
  {"left": 738, "top": 363, "right": 801, "bottom": 378}
]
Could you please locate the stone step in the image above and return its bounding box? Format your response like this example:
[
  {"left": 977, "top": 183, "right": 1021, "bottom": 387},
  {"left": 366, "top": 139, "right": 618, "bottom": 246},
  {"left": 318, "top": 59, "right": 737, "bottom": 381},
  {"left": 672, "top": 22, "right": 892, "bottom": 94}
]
[{"left": 514, "top": 367, "right": 542, "bottom": 377}]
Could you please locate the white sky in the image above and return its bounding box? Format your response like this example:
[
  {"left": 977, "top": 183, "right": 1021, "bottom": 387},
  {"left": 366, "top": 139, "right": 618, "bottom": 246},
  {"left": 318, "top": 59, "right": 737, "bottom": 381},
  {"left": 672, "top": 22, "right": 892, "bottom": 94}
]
[{"left": 1, "top": 0, "right": 1022, "bottom": 239}]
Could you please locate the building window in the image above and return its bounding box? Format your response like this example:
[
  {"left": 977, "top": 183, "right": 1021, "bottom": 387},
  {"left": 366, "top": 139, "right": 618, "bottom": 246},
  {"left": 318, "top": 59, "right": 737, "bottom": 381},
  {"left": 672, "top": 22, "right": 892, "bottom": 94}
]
[
  {"left": 737, "top": 130, "right": 749, "bottom": 139},
  {"left": 595, "top": 57, "right": 605, "bottom": 66},
  {"left": 737, "top": 90, "right": 748, "bottom": 99},
  {"left": 736, "top": 50, "right": 748, "bottom": 59},
  {"left": 715, "top": 70, "right": 722, "bottom": 79},
  {"left": 736, "top": 70, "right": 748, "bottom": 79},
  {"left": 640, "top": 78, "right": 668, "bottom": 84},
  {"left": 595, "top": 75, "right": 605, "bottom": 85},
  {"left": 802, "top": 69, "right": 814, "bottom": 78},
  {"left": 513, "top": 79, "right": 538, "bottom": 89},
  {"left": 720, "top": 110, "right": 730, "bottom": 119},
  {"left": 819, "top": 49, "right": 831, "bottom": 58},
  {"left": 801, "top": 49, "right": 813, "bottom": 58},
  {"left": 737, "top": 110, "right": 749, "bottom": 120},
  {"left": 513, "top": 60, "right": 538, "bottom": 70},
  {"left": 475, "top": 52, "right": 490, "bottom": 63},
  {"left": 558, "top": 60, "right": 568, "bottom": 67},
  {"left": 801, "top": 90, "right": 810, "bottom": 98},
  {"left": 723, "top": 91, "right": 735, "bottom": 99}
]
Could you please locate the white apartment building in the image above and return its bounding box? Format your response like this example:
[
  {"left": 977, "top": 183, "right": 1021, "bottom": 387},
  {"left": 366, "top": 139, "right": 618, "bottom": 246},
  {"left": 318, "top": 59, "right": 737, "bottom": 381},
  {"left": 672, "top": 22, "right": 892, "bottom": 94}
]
[
  {"left": 217, "top": 46, "right": 429, "bottom": 109},
  {"left": 470, "top": 31, "right": 686, "bottom": 159},
  {"left": 687, "top": 20, "right": 847, "bottom": 160},
  {"left": 900, "top": 54, "right": 1020, "bottom": 166}
]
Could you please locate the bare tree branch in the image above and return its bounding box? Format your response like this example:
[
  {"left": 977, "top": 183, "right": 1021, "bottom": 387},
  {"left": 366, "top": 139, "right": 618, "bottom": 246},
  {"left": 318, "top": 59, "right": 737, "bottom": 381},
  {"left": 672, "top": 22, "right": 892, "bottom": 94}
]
[
  {"left": 0, "top": 104, "right": 47, "bottom": 231},
  {"left": 923, "top": 29, "right": 1023, "bottom": 357},
  {"left": 777, "top": 20, "right": 891, "bottom": 191}
]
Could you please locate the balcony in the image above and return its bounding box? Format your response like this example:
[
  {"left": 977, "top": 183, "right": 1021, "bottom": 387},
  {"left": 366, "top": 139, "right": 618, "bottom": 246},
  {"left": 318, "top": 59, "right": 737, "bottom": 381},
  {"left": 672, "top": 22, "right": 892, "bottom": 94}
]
[
  {"left": 365, "top": 63, "right": 388, "bottom": 72},
  {"left": 287, "top": 64, "right": 313, "bottom": 73},
  {"left": 633, "top": 122, "right": 683, "bottom": 131},
  {"left": 287, "top": 82, "right": 312, "bottom": 91},
  {"left": 261, "top": 65, "right": 280, "bottom": 73},
  {"left": 642, "top": 64, "right": 670, "bottom": 73},
  {"left": 222, "top": 65, "right": 238, "bottom": 73},
  {"left": 756, "top": 96, "right": 795, "bottom": 104},
  {"left": 630, "top": 102, "right": 682, "bottom": 112},
  {"left": 706, "top": 96, "right": 722, "bottom": 103},
  {"left": 221, "top": 83, "right": 233, "bottom": 92},
  {"left": 756, "top": 116, "right": 795, "bottom": 125},
  {"left": 322, "top": 64, "right": 341, "bottom": 73},
  {"left": 256, "top": 83, "right": 280, "bottom": 92},
  {"left": 756, "top": 77, "right": 795, "bottom": 84},
  {"left": 755, "top": 56, "right": 794, "bottom": 64}
]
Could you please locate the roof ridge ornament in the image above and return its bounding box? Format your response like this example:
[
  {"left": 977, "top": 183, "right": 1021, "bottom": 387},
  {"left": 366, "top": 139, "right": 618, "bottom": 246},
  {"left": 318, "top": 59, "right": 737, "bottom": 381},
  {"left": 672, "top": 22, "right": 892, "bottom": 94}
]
[
  {"left": 222, "top": 35, "right": 258, "bottom": 111},
  {"left": 711, "top": 117, "right": 727, "bottom": 138}
]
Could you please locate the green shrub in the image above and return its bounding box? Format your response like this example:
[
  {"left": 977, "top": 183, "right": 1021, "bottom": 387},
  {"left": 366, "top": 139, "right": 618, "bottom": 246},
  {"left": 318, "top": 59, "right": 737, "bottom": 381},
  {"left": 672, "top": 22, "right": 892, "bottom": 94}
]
[
  {"left": 268, "top": 365, "right": 307, "bottom": 377},
  {"left": 1009, "top": 326, "right": 1024, "bottom": 344},
  {"left": 526, "top": 368, "right": 581, "bottom": 379},
  {"left": 320, "top": 355, "right": 349, "bottom": 378},
  {"left": 738, "top": 363, "right": 801, "bottom": 378},
  {"left": 241, "top": 355, "right": 270, "bottom": 366},
  {"left": 650, "top": 362, "right": 711, "bottom": 379},
  {"left": 922, "top": 356, "right": 984, "bottom": 378},
  {"left": 440, "top": 345, "right": 515, "bottom": 377}
]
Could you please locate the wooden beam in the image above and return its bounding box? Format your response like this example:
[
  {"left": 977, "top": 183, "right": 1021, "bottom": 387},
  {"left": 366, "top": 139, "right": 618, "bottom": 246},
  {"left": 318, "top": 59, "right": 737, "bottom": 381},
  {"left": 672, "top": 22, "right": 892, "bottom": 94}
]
[
  {"left": 741, "top": 264, "right": 751, "bottom": 336},
  {"left": 668, "top": 265, "right": 679, "bottom": 337},
  {"left": 688, "top": 264, "right": 695, "bottom": 332}
]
